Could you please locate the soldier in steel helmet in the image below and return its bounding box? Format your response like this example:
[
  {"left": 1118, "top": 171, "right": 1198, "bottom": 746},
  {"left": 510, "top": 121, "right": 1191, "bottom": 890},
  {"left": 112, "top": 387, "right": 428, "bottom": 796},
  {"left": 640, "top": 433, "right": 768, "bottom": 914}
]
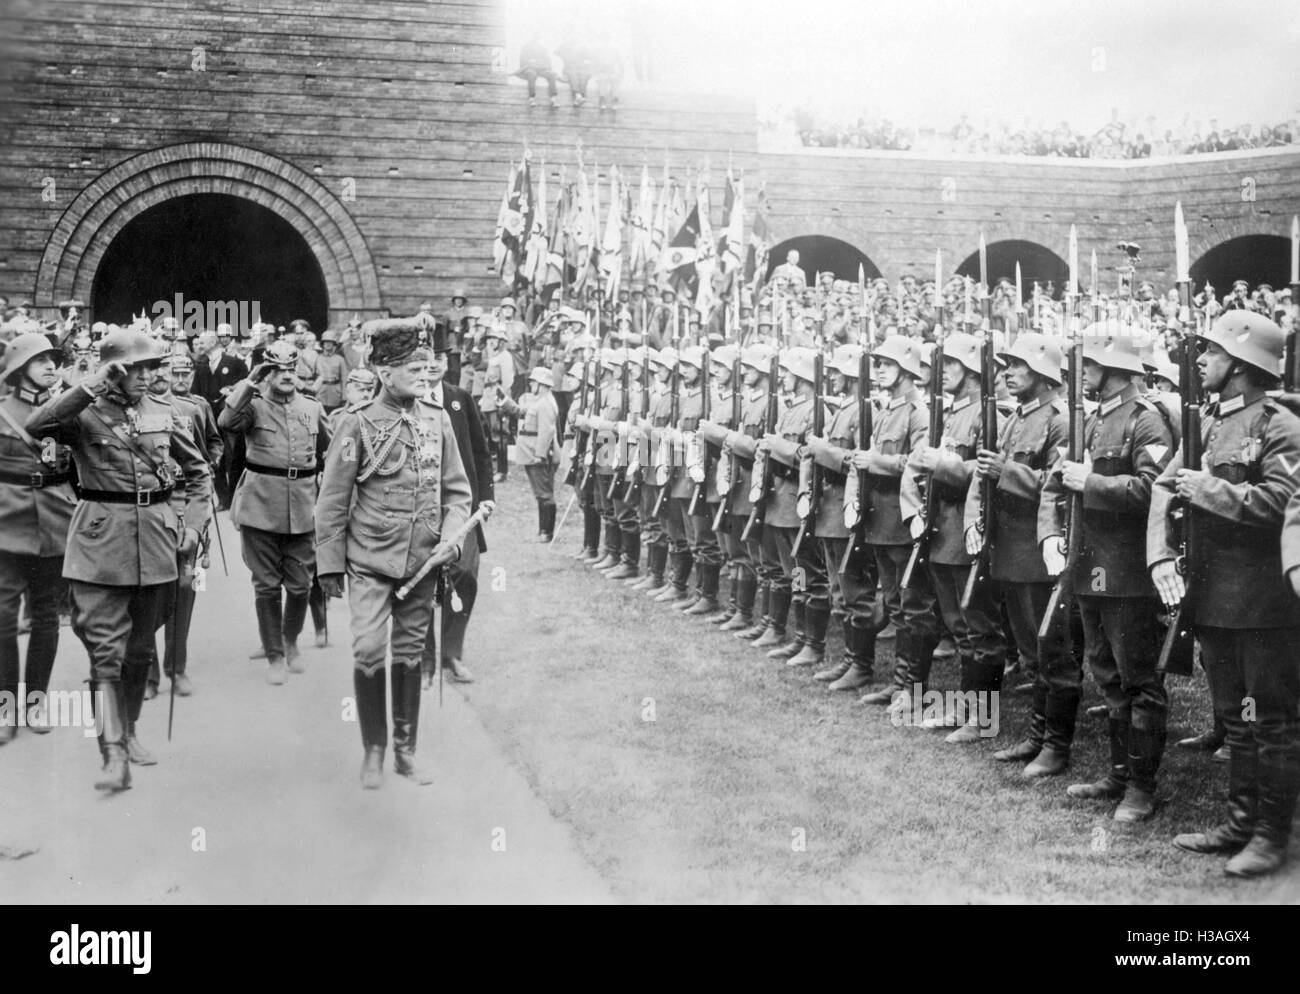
[
  {"left": 219, "top": 338, "right": 331, "bottom": 684},
  {"left": 1043, "top": 330, "right": 1176, "bottom": 818},
  {"left": 316, "top": 330, "right": 351, "bottom": 413},
  {"left": 0, "top": 333, "right": 77, "bottom": 743},
  {"left": 26, "top": 328, "right": 211, "bottom": 791},
  {"left": 1157, "top": 312, "right": 1300, "bottom": 877},
  {"left": 316, "top": 320, "right": 472, "bottom": 789}
]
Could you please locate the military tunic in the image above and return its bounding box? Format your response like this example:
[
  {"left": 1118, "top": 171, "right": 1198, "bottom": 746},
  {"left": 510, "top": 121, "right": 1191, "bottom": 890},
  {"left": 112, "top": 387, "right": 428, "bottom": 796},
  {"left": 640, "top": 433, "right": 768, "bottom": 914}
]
[{"left": 315, "top": 352, "right": 350, "bottom": 411}]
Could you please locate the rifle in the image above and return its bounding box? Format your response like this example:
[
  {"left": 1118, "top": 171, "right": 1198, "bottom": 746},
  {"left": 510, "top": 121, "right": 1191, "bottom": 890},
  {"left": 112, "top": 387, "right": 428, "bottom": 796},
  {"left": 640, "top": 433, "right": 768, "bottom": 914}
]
[
  {"left": 712, "top": 358, "right": 744, "bottom": 531},
  {"left": 651, "top": 360, "right": 679, "bottom": 517},
  {"left": 901, "top": 330, "right": 946, "bottom": 589},
  {"left": 623, "top": 344, "right": 652, "bottom": 502},
  {"left": 741, "top": 354, "right": 781, "bottom": 541},
  {"left": 687, "top": 353, "right": 712, "bottom": 516},
  {"left": 961, "top": 327, "right": 999, "bottom": 609},
  {"left": 577, "top": 361, "right": 603, "bottom": 492},
  {"left": 606, "top": 360, "right": 630, "bottom": 499},
  {"left": 565, "top": 359, "right": 591, "bottom": 487},
  {"left": 1038, "top": 317, "right": 1085, "bottom": 642},
  {"left": 1155, "top": 283, "right": 1201, "bottom": 676},
  {"left": 839, "top": 347, "right": 874, "bottom": 574},
  {"left": 792, "top": 352, "right": 824, "bottom": 555}
]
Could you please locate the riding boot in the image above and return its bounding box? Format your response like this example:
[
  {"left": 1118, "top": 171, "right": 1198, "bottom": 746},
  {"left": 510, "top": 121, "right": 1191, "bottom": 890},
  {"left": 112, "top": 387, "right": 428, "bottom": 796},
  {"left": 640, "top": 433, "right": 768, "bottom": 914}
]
[
  {"left": 684, "top": 561, "right": 722, "bottom": 615},
  {"left": 653, "top": 551, "right": 692, "bottom": 603},
  {"left": 91, "top": 681, "right": 131, "bottom": 792},
  {"left": 1114, "top": 720, "right": 1163, "bottom": 822},
  {"left": 767, "top": 598, "right": 805, "bottom": 659},
  {"left": 1175, "top": 742, "right": 1258, "bottom": 855},
  {"left": 631, "top": 544, "right": 667, "bottom": 590},
  {"left": 121, "top": 663, "right": 156, "bottom": 766},
  {"left": 859, "top": 630, "right": 908, "bottom": 705},
  {"left": 391, "top": 661, "right": 434, "bottom": 785},
  {"left": 1067, "top": 718, "right": 1129, "bottom": 799},
  {"left": 721, "top": 574, "right": 758, "bottom": 631},
  {"left": 536, "top": 499, "right": 547, "bottom": 538},
  {"left": 787, "top": 602, "right": 830, "bottom": 666},
  {"left": 1224, "top": 742, "right": 1299, "bottom": 877},
  {"left": 734, "top": 581, "right": 771, "bottom": 640},
  {"left": 606, "top": 530, "right": 640, "bottom": 580},
  {"left": 283, "top": 590, "right": 309, "bottom": 673},
  {"left": 256, "top": 594, "right": 287, "bottom": 684},
  {"left": 752, "top": 586, "right": 792, "bottom": 649},
  {"left": 994, "top": 682, "right": 1048, "bottom": 762},
  {"left": 827, "top": 623, "right": 876, "bottom": 690},
  {"left": 580, "top": 506, "right": 602, "bottom": 560},
  {"left": 592, "top": 522, "right": 621, "bottom": 570},
  {"left": 355, "top": 666, "right": 388, "bottom": 789}
]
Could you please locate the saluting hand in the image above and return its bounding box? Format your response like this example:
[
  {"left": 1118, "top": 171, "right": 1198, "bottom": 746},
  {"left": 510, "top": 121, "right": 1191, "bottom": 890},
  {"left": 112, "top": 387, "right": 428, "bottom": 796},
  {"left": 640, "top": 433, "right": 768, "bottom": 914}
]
[
  {"left": 1150, "top": 559, "right": 1185, "bottom": 608},
  {"left": 85, "top": 360, "right": 128, "bottom": 394},
  {"left": 319, "top": 573, "right": 346, "bottom": 599}
]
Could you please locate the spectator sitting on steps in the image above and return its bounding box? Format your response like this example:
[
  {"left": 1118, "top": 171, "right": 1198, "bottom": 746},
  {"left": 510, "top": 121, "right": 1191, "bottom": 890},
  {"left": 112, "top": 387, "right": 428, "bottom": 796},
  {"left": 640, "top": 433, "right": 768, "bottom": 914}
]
[{"left": 517, "top": 31, "right": 558, "bottom": 108}]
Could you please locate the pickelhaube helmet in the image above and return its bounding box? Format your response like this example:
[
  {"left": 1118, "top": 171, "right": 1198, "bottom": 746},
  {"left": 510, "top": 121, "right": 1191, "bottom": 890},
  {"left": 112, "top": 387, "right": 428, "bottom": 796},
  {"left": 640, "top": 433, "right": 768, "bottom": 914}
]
[
  {"left": 263, "top": 339, "right": 300, "bottom": 370},
  {"left": 2, "top": 332, "right": 62, "bottom": 384},
  {"left": 997, "top": 332, "right": 1064, "bottom": 385},
  {"left": 1197, "top": 310, "right": 1284, "bottom": 377},
  {"left": 99, "top": 327, "right": 165, "bottom": 368},
  {"left": 873, "top": 335, "right": 924, "bottom": 380}
]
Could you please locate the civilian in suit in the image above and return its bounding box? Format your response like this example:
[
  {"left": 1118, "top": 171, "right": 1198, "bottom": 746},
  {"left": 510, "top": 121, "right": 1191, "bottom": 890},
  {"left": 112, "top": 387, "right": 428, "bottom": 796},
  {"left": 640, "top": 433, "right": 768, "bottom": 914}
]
[
  {"left": 192, "top": 327, "right": 249, "bottom": 509},
  {"left": 421, "top": 319, "right": 494, "bottom": 685}
]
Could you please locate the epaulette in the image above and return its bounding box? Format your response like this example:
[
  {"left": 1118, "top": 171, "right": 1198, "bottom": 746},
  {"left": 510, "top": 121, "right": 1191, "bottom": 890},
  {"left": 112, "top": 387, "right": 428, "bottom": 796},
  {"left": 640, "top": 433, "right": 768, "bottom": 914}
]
[
  {"left": 1268, "top": 394, "right": 1300, "bottom": 419},
  {"left": 1051, "top": 397, "right": 1069, "bottom": 414}
]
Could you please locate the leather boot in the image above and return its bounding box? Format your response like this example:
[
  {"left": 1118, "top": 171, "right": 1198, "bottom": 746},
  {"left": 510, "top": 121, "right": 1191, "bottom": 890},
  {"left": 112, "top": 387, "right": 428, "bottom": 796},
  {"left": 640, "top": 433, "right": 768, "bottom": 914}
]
[
  {"left": 390, "top": 662, "right": 434, "bottom": 785},
  {"left": 355, "top": 666, "right": 387, "bottom": 790},
  {"left": 1114, "top": 720, "right": 1164, "bottom": 822},
  {"left": 684, "top": 561, "right": 722, "bottom": 615},
  {"left": 653, "top": 551, "right": 692, "bottom": 603},
  {"left": 860, "top": 631, "right": 909, "bottom": 705},
  {"left": 1223, "top": 741, "right": 1299, "bottom": 878},
  {"left": 536, "top": 499, "right": 547, "bottom": 538},
  {"left": 767, "top": 599, "right": 805, "bottom": 659},
  {"left": 1068, "top": 718, "right": 1129, "bottom": 800},
  {"left": 787, "top": 602, "right": 830, "bottom": 666},
  {"left": 734, "top": 582, "right": 770, "bottom": 640},
  {"left": 752, "top": 587, "right": 792, "bottom": 649},
  {"left": 1027, "top": 686, "right": 1080, "bottom": 776},
  {"left": 994, "top": 683, "right": 1047, "bottom": 762},
  {"left": 1177, "top": 713, "right": 1226, "bottom": 751},
  {"left": 606, "top": 531, "right": 640, "bottom": 580},
  {"left": 579, "top": 507, "right": 602, "bottom": 560},
  {"left": 828, "top": 624, "right": 876, "bottom": 690},
  {"left": 256, "top": 594, "right": 287, "bottom": 684},
  {"left": 90, "top": 681, "right": 131, "bottom": 792},
  {"left": 720, "top": 574, "right": 758, "bottom": 631},
  {"left": 283, "top": 590, "right": 309, "bottom": 673},
  {"left": 545, "top": 502, "right": 558, "bottom": 540},
  {"left": 592, "top": 522, "right": 620, "bottom": 570},
  {"left": 707, "top": 567, "right": 738, "bottom": 624},
  {"left": 1023, "top": 745, "right": 1069, "bottom": 778},
  {"left": 1175, "top": 743, "right": 1257, "bottom": 855},
  {"left": 121, "top": 663, "right": 157, "bottom": 766},
  {"left": 630, "top": 544, "right": 667, "bottom": 590}
]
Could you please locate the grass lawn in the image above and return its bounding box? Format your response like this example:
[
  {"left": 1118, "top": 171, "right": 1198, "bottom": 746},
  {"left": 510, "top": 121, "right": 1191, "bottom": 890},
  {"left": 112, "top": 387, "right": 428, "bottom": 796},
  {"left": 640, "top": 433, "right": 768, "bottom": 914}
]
[{"left": 463, "top": 474, "right": 1300, "bottom": 904}]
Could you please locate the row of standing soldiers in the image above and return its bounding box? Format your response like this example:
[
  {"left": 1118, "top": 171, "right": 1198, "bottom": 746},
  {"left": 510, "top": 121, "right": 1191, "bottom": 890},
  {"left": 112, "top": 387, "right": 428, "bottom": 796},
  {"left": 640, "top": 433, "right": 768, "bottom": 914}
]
[{"left": 559, "top": 307, "right": 1300, "bottom": 879}]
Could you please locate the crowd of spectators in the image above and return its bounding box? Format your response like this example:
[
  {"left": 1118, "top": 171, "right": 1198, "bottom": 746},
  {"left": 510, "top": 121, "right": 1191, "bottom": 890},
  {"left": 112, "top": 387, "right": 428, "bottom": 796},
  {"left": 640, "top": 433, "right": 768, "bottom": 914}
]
[
  {"left": 515, "top": 28, "right": 631, "bottom": 110},
  {"left": 775, "top": 108, "right": 1299, "bottom": 159}
]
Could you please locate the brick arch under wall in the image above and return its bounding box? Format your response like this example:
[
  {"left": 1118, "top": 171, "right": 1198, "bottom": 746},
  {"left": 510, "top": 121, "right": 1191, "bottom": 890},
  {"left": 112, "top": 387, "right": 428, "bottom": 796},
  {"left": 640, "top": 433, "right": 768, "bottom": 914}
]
[{"left": 34, "top": 142, "right": 383, "bottom": 320}]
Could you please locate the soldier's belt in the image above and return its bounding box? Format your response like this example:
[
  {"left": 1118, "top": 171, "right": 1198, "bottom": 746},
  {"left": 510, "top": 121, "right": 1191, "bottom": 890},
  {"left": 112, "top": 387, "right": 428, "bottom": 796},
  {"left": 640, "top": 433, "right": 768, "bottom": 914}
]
[
  {"left": 518, "top": 430, "right": 538, "bottom": 436},
  {"left": 244, "top": 462, "right": 320, "bottom": 480},
  {"left": 80, "top": 486, "right": 174, "bottom": 506},
  {"left": 321, "top": 378, "right": 341, "bottom": 384},
  {"left": 0, "top": 469, "right": 72, "bottom": 488}
]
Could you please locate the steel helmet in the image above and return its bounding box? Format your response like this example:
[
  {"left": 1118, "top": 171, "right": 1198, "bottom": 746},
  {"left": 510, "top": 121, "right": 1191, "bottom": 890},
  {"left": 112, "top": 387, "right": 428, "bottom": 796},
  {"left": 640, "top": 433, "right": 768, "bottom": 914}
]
[
  {"left": 599, "top": 347, "right": 625, "bottom": 370},
  {"left": 451, "top": 288, "right": 468, "bottom": 302},
  {"left": 651, "top": 346, "right": 678, "bottom": 370},
  {"left": 830, "top": 343, "right": 866, "bottom": 378},
  {"left": 321, "top": 329, "right": 340, "bottom": 344},
  {"left": 658, "top": 282, "right": 677, "bottom": 298},
  {"left": 499, "top": 297, "right": 517, "bottom": 311},
  {"left": 998, "top": 332, "right": 1064, "bottom": 385},
  {"left": 940, "top": 332, "right": 981, "bottom": 377},
  {"left": 873, "top": 335, "right": 924, "bottom": 380},
  {"left": 264, "top": 339, "right": 300, "bottom": 370},
  {"left": 779, "top": 347, "right": 820, "bottom": 383},
  {"left": 741, "top": 343, "right": 777, "bottom": 372},
  {"left": 1197, "top": 310, "right": 1284, "bottom": 377},
  {"left": 99, "top": 327, "right": 164, "bottom": 368},
  {"left": 678, "top": 345, "right": 707, "bottom": 371},
  {"left": 2, "top": 332, "right": 62, "bottom": 383},
  {"left": 1081, "top": 327, "right": 1147, "bottom": 376},
  {"left": 626, "top": 347, "right": 648, "bottom": 369},
  {"left": 711, "top": 344, "right": 740, "bottom": 368},
  {"left": 1152, "top": 362, "right": 1179, "bottom": 389},
  {"left": 529, "top": 367, "right": 554, "bottom": 388}
]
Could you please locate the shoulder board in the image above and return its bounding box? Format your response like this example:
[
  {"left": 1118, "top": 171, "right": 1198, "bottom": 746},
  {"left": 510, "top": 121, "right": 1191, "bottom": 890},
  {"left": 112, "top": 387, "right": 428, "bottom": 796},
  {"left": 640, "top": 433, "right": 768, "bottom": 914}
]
[
  {"left": 1051, "top": 398, "right": 1069, "bottom": 414},
  {"left": 1133, "top": 396, "right": 1158, "bottom": 412}
]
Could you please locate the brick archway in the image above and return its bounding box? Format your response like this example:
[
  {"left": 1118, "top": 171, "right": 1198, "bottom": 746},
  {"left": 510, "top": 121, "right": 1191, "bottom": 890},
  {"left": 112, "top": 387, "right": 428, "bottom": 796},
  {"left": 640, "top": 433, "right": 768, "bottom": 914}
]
[{"left": 36, "top": 142, "right": 381, "bottom": 318}]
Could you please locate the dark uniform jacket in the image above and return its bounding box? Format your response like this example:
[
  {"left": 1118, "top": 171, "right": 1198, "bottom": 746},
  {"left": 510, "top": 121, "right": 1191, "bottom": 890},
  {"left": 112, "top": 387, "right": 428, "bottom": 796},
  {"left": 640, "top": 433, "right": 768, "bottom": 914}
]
[
  {"left": 0, "top": 387, "right": 76, "bottom": 557},
  {"left": 1149, "top": 393, "right": 1300, "bottom": 629},
  {"left": 1042, "top": 384, "right": 1173, "bottom": 598},
  {"left": 27, "top": 386, "right": 212, "bottom": 586},
  {"left": 437, "top": 381, "right": 493, "bottom": 553},
  {"left": 966, "top": 390, "right": 1065, "bottom": 584},
  {"left": 316, "top": 392, "right": 473, "bottom": 581},
  {"left": 192, "top": 350, "right": 248, "bottom": 415},
  {"left": 671, "top": 384, "right": 705, "bottom": 500},
  {"left": 904, "top": 389, "right": 987, "bottom": 565},
  {"left": 722, "top": 387, "right": 769, "bottom": 518}
]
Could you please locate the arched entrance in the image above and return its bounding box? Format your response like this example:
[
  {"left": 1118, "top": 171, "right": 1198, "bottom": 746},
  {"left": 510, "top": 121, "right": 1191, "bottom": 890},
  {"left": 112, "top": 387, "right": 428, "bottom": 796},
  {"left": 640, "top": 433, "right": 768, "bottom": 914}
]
[
  {"left": 36, "top": 142, "right": 381, "bottom": 328},
  {"left": 766, "top": 235, "right": 882, "bottom": 285},
  {"left": 955, "top": 239, "right": 1068, "bottom": 303},
  {"left": 92, "top": 194, "right": 329, "bottom": 334},
  {"left": 1191, "top": 235, "right": 1291, "bottom": 297}
]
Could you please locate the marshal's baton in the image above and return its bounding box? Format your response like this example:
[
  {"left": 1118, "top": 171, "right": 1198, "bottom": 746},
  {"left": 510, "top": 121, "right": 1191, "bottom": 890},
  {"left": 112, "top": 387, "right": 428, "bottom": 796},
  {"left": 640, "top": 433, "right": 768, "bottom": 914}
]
[{"left": 396, "top": 506, "right": 491, "bottom": 600}]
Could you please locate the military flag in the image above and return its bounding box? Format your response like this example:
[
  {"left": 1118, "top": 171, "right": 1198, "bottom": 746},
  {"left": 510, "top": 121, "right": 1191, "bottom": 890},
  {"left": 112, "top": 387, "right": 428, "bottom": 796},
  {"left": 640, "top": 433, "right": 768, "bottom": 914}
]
[
  {"left": 543, "top": 165, "right": 568, "bottom": 297},
  {"left": 523, "top": 162, "right": 549, "bottom": 292},
  {"left": 693, "top": 177, "right": 718, "bottom": 317},
  {"left": 598, "top": 166, "right": 623, "bottom": 299},
  {"left": 745, "top": 185, "right": 772, "bottom": 292},
  {"left": 628, "top": 164, "right": 654, "bottom": 284}
]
